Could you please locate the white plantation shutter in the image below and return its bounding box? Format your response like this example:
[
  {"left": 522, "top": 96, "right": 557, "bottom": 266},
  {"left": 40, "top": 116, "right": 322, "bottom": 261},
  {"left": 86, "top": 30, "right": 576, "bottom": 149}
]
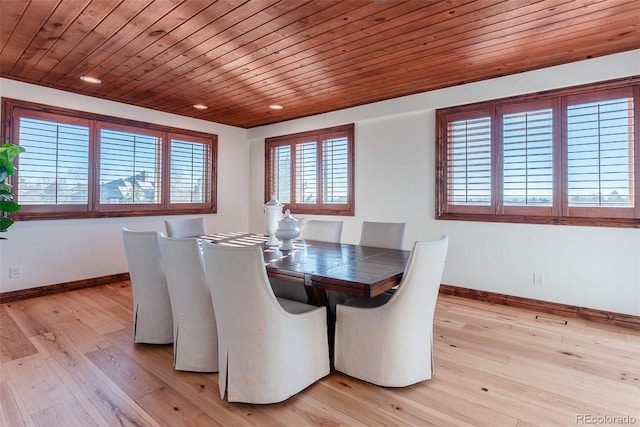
[
  {"left": 447, "top": 116, "right": 492, "bottom": 206},
  {"left": 99, "top": 127, "right": 162, "bottom": 205},
  {"left": 296, "top": 141, "right": 317, "bottom": 204},
  {"left": 502, "top": 108, "right": 553, "bottom": 206},
  {"left": 170, "top": 138, "right": 209, "bottom": 204},
  {"left": 265, "top": 124, "right": 354, "bottom": 215},
  {"left": 437, "top": 80, "right": 638, "bottom": 226},
  {"left": 567, "top": 95, "right": 634, "bottom": 208},
  {"left": 270, "top": 145, "right": 291, "bottom": 203},
  {"left": 322, "top": 135, "right": 348, "bottom": 204},
  {"left": 8, "top": 100, "right": 217, "bottom": 218},
  {"left": 17, "top": 116, "right": 89, "bottom": 205}
]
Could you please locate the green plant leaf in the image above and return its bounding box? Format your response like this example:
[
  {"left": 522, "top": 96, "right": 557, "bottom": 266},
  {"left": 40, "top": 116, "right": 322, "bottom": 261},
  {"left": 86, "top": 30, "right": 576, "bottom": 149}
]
[
  {"left": 0, "top": 200, "right": 20, "bottom": 212},
  {"left": 0, "top": 159, "right": 15, "bottom": 175},
  {"left": 0, "top": 216, "right": 14, "bottom": 232},
  {"left": 0, "top": 143, "right": 25, "bottom": 163},
  {"left": 0, "top": 143, "right": 23, "bottom": 235}
]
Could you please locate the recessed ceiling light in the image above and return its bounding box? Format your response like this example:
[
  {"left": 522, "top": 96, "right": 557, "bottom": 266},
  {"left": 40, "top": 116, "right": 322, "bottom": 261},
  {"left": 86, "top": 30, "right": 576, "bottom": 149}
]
[
  {"left": 80, "top": 75, "right": 101, "bottom": 84},
  {"left": 193, "top": 104, "right": 208, "bottom": 110},
  {"left": 269, "top": 104, "right": 283, "bottom": 110}
]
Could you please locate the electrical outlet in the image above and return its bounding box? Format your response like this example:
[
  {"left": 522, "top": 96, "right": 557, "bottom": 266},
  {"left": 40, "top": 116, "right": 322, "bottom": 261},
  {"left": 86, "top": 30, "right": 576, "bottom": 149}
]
[
  {"left": 9, "top": 266, "right": 21, "bottom": 279},
  {"left": 533, "top": 273, "right": 544, "bottom": 286}
]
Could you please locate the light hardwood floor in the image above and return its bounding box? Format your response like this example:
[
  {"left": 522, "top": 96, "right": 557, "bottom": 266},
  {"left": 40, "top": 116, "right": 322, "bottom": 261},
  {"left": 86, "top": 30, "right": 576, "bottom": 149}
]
[{"left": 1, "top": 281, "right": 638, "bottom": 426}]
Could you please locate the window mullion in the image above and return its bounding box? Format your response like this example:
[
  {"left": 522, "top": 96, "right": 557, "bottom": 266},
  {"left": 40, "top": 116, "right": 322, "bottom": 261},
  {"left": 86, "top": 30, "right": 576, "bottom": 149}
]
[
  {"left": 161, "top": 131, "right": 169, "bottom": 210},
  {"left": 494, "top": 109, "right": 503, "bottom": 215},
  {"left": 552, "top": 98, "right": 563, "bottom": 217},
  {"left": 290, "top": 142, "right": 297, "bottom": 210},
  {"left": 633, "top": 85, "right": 640, "bottom": 218},
  {"left": 89, "top": 121, "right": 98, "bottom": 212},
  {"left": 316, "top": 138, "right": 323, "bottom": 210}
]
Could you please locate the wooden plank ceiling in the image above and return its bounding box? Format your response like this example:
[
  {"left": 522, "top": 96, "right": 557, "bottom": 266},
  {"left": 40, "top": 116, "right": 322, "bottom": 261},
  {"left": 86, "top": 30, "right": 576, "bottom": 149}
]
[{"left": 1, "top": 0, "right": 639, "bottom": 129}]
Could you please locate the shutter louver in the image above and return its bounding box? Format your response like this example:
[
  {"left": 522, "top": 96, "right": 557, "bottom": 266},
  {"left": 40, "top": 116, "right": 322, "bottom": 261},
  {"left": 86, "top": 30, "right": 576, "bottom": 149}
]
[
  {"left": 567, "top": 97, "right": 634, "bottom": 208},
  {"left": 322, "top": 136, "right": 348, "bottom": 204},
  {"left": 99, "top": 129, "right": 161, "bottom": 205},
  {"left": 296, "top": 141, "right": 317, "bottom": 204},
  {"left": 17, "top": 117, "right": 89, "bottom": 205},
  {"left": 503, "top": 109, "right": 553, "bottom": 206},
  {"left": 271, "top": 145, "right": 291, "bottom": 203},
  {"left": 170, "top": 139, "right": 209, "bottom": 203},
  {"left": 447, "top": 117, "right": 492, "bottom": 206}
]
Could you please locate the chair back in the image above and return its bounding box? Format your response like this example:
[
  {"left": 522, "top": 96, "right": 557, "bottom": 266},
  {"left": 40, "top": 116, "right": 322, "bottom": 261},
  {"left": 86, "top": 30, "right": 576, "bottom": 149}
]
[
  {"left": 202, "top": 242, "right": 329, "bottom": 403},
  {"left": 158, "top": 236, "right": 217, "bottom": 372},
  {"left": 203, "top": 243, "right": 281, "bottom": 338},
  {"left": 333, "top": 235, "right": 448, "bottom": 387},
  {"left": 302, "top": 219, "right": 343, "bottom": 242},
  {"left": 121, "top": 228, "right": 173, "bottom": 344},
  {"left": 389, "top": 236, "right": 448, "bottom": 323},
  {"left": 164, "top": 216, "right": 207, "bottom": 237},
  {"left": 359, "top": 221, "right": 406, "bottom": 249}
]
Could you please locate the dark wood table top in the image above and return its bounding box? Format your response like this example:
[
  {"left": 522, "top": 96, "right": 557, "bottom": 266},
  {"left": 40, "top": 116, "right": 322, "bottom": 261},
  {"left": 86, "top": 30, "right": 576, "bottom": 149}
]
[{"left": 200, "top": 232, "right": 411, "bottom": 298}]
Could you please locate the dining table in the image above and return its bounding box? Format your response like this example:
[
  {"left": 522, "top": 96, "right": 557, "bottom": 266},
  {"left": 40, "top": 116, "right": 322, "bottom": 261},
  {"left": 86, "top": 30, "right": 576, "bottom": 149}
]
[
  {"left": 199, "top": 232, "right": 411, "bottom": 307},
  {"left": 200, "top": 232, "right": 411, "bottom": 362}
]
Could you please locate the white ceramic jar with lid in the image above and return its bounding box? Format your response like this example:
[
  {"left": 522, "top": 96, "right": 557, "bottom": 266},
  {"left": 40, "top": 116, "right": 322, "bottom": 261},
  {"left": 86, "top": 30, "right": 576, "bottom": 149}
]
[
  {"left": 264, "top": 195, "right": 284, "bottom": 246},
  {"left": 275, "top": 209, "right": 300, "bottom": 250}
]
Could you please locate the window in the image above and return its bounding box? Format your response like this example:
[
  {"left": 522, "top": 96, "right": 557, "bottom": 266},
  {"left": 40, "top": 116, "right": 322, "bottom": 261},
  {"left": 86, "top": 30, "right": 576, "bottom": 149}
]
[
  {"left": 265, "top": 124, "right": 354, "bottom": 215},
  {"left": 436, "top": 78, "right": 639, "bottom": 227},
  {"left": 16, "top": 114, "right": 90, "bottom": 208},
  {"left": 2, "top": 98, "right": 217, "bottom": 219},
  {"left": 97, "top": 124, "right": 162, "bottom": 209},
  {"left": 565, "top": 92, "right": 635, "bottom": 218},
  {"left": 169, "top": 135, "right": 211, "bottom": 205}
]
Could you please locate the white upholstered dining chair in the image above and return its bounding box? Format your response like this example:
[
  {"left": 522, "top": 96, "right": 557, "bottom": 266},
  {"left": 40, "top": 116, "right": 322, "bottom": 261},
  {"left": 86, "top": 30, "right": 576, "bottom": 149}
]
[
  {"left": 300, "top": 219, "right": 343, "bottom": 242},
  {"left": 158, "top": 236, "right": 218, "bottom": 372},
  {"left": 359, "top": 221, "right": 406, "bottom": 250},
  {"left": 360, "top": 221, "right": 407, "bottom": 296},
  {"left": 334, "top": 235, "right": 449, "bottom": 387},
  {"left": 121, "top": 228, "right": 173, "bottom": 344},
  {"left": 164, "top": 216, "right": 207, "bottom": 238},
  {"left": 202, "top": 242, "right": 330, "bottom": 404}
]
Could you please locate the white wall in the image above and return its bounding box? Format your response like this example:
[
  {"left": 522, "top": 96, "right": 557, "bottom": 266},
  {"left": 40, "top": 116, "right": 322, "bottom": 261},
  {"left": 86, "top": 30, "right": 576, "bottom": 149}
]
[
  {"left": 247, "top": 50, "right": 640, "bottom": 316},
  {"left": 0, "top": 79, "right": 249, "bottom": 292}
]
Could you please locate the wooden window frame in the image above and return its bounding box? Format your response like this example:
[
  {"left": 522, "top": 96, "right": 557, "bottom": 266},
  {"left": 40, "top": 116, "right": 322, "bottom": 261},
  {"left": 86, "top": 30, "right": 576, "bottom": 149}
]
[
  {"left": 436, "top": 77, "right": 640, "bottom": 228},
  {"left": 166, "top": 132, "right": 214, "bottom": 211},
  {"left": 1, "top": 98, "right": 217, "bottom": 220},
  {"left": 265, "top": 124, "right": 355, "bottom": 216}
]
